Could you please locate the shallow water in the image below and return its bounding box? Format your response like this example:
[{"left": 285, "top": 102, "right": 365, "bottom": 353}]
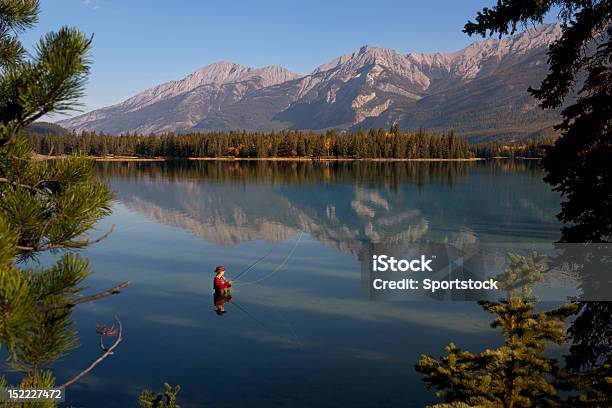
[{"left": 42, "top": 160, "right": 561, "bottom": 407}]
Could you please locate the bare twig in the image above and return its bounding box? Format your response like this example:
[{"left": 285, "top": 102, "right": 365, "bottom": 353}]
[
  {"left": 36, "top": 216, "right": 54, "bottom": 250},
  {"left": 0, "top": 177, "right": 47, "bottom": 194},
  {"left": 98, "top": 332, "right": 105, "bottom": 351},
  {"left": 15, "top": 245, "right": 37, "bottom": 251},
  {"left": 59, "top": 315, "right": 123, "bottom": 389},
  {"left": 82, "top": 224, "right": 116, "bottom": 246},
  {"left": 41, "top": 280, "right": 131, "bottom": 311},
  {"left": 3, "top": 124, "right": 20, "bottom": 146}
]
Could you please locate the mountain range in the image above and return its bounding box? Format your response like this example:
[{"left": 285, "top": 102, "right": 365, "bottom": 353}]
[{"left": 58, "top": 24, "right": 563, "bottom": 141}]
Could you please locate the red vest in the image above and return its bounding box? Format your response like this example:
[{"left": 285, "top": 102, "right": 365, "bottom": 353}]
[{"left": 214, "top": 275, "right": 231, "bottom": 290}]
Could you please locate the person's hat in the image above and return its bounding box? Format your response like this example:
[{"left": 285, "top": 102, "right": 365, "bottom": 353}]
[{"left": 214, "top": 265, "right": 225, "bottom": 273}]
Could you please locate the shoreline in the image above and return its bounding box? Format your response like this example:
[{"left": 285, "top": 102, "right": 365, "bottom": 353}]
[
  {"left": 33, "top": 154, "right": 541, "bottom": 162},
  {"left": 187, "top": 156, "right": 485, "bottom": 162}
]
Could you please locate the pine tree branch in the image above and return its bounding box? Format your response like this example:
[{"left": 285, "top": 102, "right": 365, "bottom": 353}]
[
  {"left": 59, "top": 315, "right": 123, "bottom": 389},
  {"left": 41, "top": 280, "right": 131, "bottom": 311},
  {"left": 16, "top": 224, "right": 116, "bottom": 252}
]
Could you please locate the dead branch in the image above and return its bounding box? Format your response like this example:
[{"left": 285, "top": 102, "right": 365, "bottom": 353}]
[
  {"left": 59, "top": 315, "right": 123, "bottom": 389},
  {"left": 81, "top": 224, "right": 116, "bottom": 246},
  {"left": 0, "top": 177, "right": 47, "bottom": 194},
  {"left": 41, "top": 280, "right": 131, "bottom": 311}
]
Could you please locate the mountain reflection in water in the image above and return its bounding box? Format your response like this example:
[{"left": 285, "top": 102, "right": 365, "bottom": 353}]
[{"left": 98, "top": 160, "right": 559, "bottom": 253}]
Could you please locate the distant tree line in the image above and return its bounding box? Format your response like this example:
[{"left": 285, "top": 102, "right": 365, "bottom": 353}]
[
  {"left": 28, "top": 127, "right": 553, "bottom": 159},
  {"left": 472, "top": 135, "right": 556, "bottom": 158}
]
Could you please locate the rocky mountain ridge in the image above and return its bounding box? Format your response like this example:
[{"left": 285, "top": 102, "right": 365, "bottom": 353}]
[{"left": 59, "top": 24, "right": 562, "bottom": 140}]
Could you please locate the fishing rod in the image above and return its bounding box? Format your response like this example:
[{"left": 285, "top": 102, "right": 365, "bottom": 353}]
[
  {"left": 221, "top": 231, "right": 305, "bottom": 348},
  {"left": 232, "top": 247, "right": 275, "bottom": 282},
  {"left": 240, "top": 231, "right": 304, "bottom": 286}
]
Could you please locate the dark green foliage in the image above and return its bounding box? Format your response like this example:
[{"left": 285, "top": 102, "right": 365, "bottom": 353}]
[
  {"left": 138, "top": 383, "right": 181, "bottom": 408},
  {"left": 416, "top": 254, "right": 580, "bottom": 408},
  {"left": 0, "top": 0, "right": 120, "bottom": 401},
  {"left": 26, "top": 121, "right": 68, "bottom": 136},
  {"left": 27, "top": 128, "right": 553, "bottom": 159},
  {"left": 473, "top": 135, "right": 555, "bottom": 158},
  {"left": 464, "top": 1, "right": 612, "bottom": 243},
  {"left": 541, "top": 45, "right": 612, "bottom": 242},
  {"left": 494, "top": 251, "right": 546, "bottom": 301},
  {"left": 0, "top": 7, "right": 179, "bottom": 406},
  {"left": 557, "top": 354, "right": 612, "bottom": 407},
  {"left": 464, "top": 0, "right": 612, "bottom": 393},
  {"left": 11, "top": 255, "right": 91, "bottom": 371},
  {"left": 0, "top": 142, "right": 113, "bottom": 255},
  {"left": 0, "top": 250, "right": 32, "bottom": 358},
  {"left": 564, "top": 302, "right": 612, "bottom": 372},
  {"left": 0, "top": 0, "right": 38, "bottom": 68},
  {"left": 0, "top": 22, "right": 91, "bottom": 142}
]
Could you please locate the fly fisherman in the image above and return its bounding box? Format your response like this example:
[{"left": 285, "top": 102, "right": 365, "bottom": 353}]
[{"left": 213, "top": 265, "right": 233, "bottom": 295}]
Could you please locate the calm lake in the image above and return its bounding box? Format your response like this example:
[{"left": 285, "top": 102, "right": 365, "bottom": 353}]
[{"left": 48, "top": 160, "right": 562, "bottom": 407}]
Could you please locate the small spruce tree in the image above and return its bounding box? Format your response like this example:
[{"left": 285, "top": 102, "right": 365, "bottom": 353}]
[
  {"left": 415, "top": 253, "right": 579, "bottom": 408},
  {"left": 138, "top": 383, "right": 182, "bottom": 408}
]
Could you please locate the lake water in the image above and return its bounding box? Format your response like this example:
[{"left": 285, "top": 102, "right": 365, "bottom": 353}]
[{"left": 48, "top": 160, "right": 562, "bottom": 407}]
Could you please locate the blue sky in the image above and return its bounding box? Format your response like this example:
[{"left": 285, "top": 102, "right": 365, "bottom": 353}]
[{"left": 21, "top": 1, "right": 558, "bottom": 116}]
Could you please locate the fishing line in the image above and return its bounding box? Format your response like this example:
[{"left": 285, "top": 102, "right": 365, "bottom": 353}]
[
  {"left": 227, "top": 231, "right": 305, "bottom": 348},
  {"left": 272, "top": 307, "right": 303, "bottom": 350},
  {"left": 229, "top": 299, "right": 303, "bottom": 350},
  {"left": 231, "top": 299, "right": 303, "bottom": 350},
  {"left": 229, "top": 299, "right": 269, "bottom": 330},
  {"left": 239, "top": 231, "right": 304, "bottom": 286},
  {"left": 232, "top": 247, "right": 275, "bottom": 282}
]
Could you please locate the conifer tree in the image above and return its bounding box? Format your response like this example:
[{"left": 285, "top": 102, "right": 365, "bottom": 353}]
[
  {"left": 464, "top": 0, "right": 612, "bottom": 243},
  {"left": 0, "top": 0, "right": 128, "bottom": 399},
  {"left": 415, "top": 253, "right": 579, "bottom": 407},
  {"left": 556, "top": 354, "right": 612, "bottom": 407},
  {"left": 138, "top": 383, "right": 182, "bottom": 408},
  {"left": 465, "top": 0, "right": 612, "bottom": 381}
]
